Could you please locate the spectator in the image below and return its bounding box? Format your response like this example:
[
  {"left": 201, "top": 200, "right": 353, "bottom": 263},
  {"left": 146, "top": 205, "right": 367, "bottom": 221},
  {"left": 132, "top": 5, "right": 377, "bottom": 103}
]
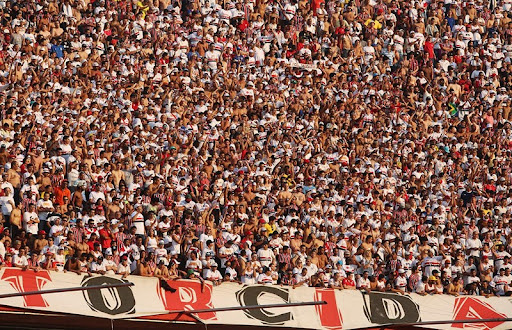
[{"left": 0, "top": 0, "right": 509, "bottom": 296}]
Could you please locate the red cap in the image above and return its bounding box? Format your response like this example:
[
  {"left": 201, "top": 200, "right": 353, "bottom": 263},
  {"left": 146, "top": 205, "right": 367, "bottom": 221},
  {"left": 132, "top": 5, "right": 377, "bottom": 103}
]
[{"left": 38, "top": 230, "right": 46, "bottom": 235}]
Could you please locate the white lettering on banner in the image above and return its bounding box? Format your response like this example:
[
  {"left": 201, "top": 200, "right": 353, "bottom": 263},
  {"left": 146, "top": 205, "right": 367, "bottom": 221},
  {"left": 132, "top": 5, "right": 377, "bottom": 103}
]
[
  {"left": 0, "top": 268, "right": 510, "bottom": 329},
  {"left": 288, "top": 62, "right": 317, "bottom": 71}
]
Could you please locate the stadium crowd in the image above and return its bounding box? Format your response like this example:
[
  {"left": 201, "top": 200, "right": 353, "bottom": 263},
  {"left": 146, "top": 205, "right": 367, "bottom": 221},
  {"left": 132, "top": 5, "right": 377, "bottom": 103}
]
[{"left": 0, "top": 0, "right": 511, "bottom": 297}]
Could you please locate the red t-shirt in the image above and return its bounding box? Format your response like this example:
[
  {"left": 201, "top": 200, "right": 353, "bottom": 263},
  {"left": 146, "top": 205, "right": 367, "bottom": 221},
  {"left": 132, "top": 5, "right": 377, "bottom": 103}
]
[
  {"left": 343, "top": 278, "right": 355, "bottom": 288},
  {"left": 312, "top": 0, "right": 324, "bottom": 12},
  {"left": 99, "top": 228, "right": 112, "bottom": 249},
  {"left": 424, "top": 41, "right": 434, "bottom": 59}
]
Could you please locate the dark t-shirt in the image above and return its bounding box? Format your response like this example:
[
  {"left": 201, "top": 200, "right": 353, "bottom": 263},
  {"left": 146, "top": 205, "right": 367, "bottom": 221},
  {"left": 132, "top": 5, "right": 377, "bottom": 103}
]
[{"left": 461, "top": 190, "right": 474, "bottom": 205}]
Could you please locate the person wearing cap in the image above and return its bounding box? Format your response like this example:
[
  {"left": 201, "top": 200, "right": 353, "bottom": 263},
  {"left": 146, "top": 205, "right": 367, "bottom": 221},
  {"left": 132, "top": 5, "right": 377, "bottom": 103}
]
[
  {"left": 91, "top": 255, "right": 107, "bottom": 275},
  {"left": 394, "top": 269, "right": 408, "bottom": 294},
  {"left": 479, "top": 255, "right": 493, "bottom": 274},
  {"left": 154, "top": 239, "right": 168, "bottom": 264},
  {"left": 425, "top": 275, "right": 439, "bottom": 294},
  {"left": 103, "top": 250, "right": 117, "bottom": 275},
  {"left": 200, "top": 251, "right": 214, "bottom": 276},
  {"left": 33, "top": 230, "right": 48, "bottom": 255},
  {"left": 40, "top": 246, "right": 58, "bottom": 271},
  {"left": 183, "top": 267, "right": 200, "bottom": 281},
  {"left": 117, "top": 255, "right": 132, "bottom": 278}
]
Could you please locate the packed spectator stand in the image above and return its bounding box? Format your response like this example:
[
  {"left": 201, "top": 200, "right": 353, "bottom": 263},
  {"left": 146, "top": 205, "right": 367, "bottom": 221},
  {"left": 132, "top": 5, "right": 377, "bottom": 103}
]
[{"left": 0, "top": 0, "right": 511, "bottom": 298}]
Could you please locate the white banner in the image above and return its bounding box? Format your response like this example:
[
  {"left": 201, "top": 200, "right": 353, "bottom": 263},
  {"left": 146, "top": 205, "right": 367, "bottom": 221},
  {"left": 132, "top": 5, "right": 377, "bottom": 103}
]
[
  {"left": 289, "top": 62, "right": 317, "bottom": 71},
  {"left": 0, "top": 268, "right": 511, "bottom": 329},
  {"left": 0, "top": 267, "right": 166, "bottom": 318}
]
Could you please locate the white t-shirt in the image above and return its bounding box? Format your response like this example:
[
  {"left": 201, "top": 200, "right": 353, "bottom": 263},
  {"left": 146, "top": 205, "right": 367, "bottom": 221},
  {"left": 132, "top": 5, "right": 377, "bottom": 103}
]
[
  {"left": 14, "top": 255, "right": 28, "bottom": 267},
  {"left": 466, "top": 238, "right": 482, "bottom": 257},
  {"left": 0, "top": 196, "right": 14, "bottom": 215},
  {"left": 118, "top": 262, "right": 131, "bottom": 275},
  {"left": 257, "top": 273, "right": 273, "bottom": 285},
  {"left": 186, "top": 258, "right": 202, "bottom": 271},
  {"left": 219, "top": 246, "right": 234, "bottom": 268},
  {"left": 155, "top": 248, "right": 168, "bottom": 263},
  {"left": 241, "top": 269, "right": 256, "bottom": 285},
  {"left": 257, "top": 248, "right": 274, "bottom": 267},
  {"left": 37, "top": 199, "right": 54, "bottom": 220},
  {"left": 92, "top": 261, "right": 106, "bottom": 272},
  {"left": 421, "top": 256, "right": 443, "bottom": 277},
  {"left": 104, "top": 259, "right": 117, "bottom": 275},
  {"left": 23, "top": 211, "right": 39, "bottom": 234},
  {"left": 130, "top": 211, "right": 145, "bottom": 235},
  {"left": 395, "top": 276, "right": 408, "bottom": 290},
  {"left": 295, "top": 273, "right": 310, "bottom": 286},
  {"left": 357, "top": 277, "right": 371, "bottom": 289},
  {"left": 205, "top": 269, "right": 222, "bottom": 281},
  {"left": 492, "top": 275, "right": 508, "bottom": 295}
]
